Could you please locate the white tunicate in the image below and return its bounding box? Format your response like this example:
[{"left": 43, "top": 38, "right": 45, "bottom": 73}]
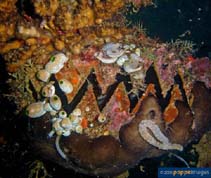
[
  {"left": 71, "top": 115, "right": 81, "bottom": 126},
  {"left": 44, "top": 102, "right": 54, "bottom": 112},
  {"left": 50, "top": 95, "right": 62, "bottom": 110},
  {"left": 116, "top": 54, "right": 129, "bottom": 66},
  {"left": 59, "top": 110, "right": 67, "bottom": 119},
  {"left": 98, "top": 113, "right": 107, "bottom": 123},
  {"left": 61, "top": 117, "right": 73, "bottom": 130},
  {"left": 89, "top": 123, "right": 94, "bottom": 128},
  {"left": 45, "top": 53, "right": 68, "bottom": 74},
  {"left": 123, "top": 54, "right": 143, "bottom": 73},
  {"left": 130, "top": 43, "right": 136, "bottom": 49},
  {"left": 41, "top": 82, "right": 55, "bottom": 97},
  {"left": 95, "top": 51, "right": 118, "bottom": 64},
  {"left": 26, "top": 102, "right": 46, "bottom": 118},
  {"left": 50, "top": 110, "right": 58, "bottom": 116},
  {"left": 62, "top": 130, "right": 71, "bottom": 137},
  {"left": 130, "top": 53, "right": 140, "bottom": 61},
  {"left": 36, "top": 69, "right": 50, "bottom": 82},
  {"left": 123, "top": 61, "right": 142, "bottom": 73},
  {"left": 58, "top": 79, "right": 73, "bottom": 94},
  {"left": 51, "top": 117, "right": 58, "bottom": 122},
  {"left": 135, "top": 48, "right": 141, "bottom": 56},
  {"left": 45, "top": 61, "right": 64, "bottom": 74},
  {"left": 75, "top": 125, "right": 83, "bottom": 134},
  {"left": 56, "top": 130, "right": 63, "bottom": 136},
  {"left": 72, "top": 108, "right": 81, "bottom": 117},
  {"left": 53, "top": 119, "right": 63, "bottom": 131},
  {"left": 123, "top": 44, "right": 130, "bottom": 50},
  {"left": 54, "top": 53, "right": 68, "bottom": 63},
  {"left": 48, "top": 130, "right": 55, "bottom": 138},
  {"left": 85, "top": 106, "right": 90, "bottom": 112},
  {"left": 103, "top": 43, "right": 124, "bottom": 58},
  {"left": 132, "top": 71, "right": 146, "bottom": 80}
]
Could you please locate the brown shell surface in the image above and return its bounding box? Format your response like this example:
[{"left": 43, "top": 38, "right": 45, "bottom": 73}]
[{"left": 30, "top": 83, "right": 211, "bottom": 175}]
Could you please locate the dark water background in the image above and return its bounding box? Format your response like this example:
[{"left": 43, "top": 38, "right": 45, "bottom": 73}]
[
  {"left": 0, "top": 0, "right": 211, "bottom": 178},
  {"left": 128, "top": 0, "right": 211, "bottom": 58}
]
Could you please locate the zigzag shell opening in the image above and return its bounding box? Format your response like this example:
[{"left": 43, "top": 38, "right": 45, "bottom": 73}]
[{"left": 20, "top": 39, "right": 211, "bottom": 141}]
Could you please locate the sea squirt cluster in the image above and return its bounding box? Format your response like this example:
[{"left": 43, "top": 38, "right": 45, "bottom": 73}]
[
  {"left": 95, "top": 42, "right": 147, "bottom": 91},
  {"left": 26, "top": 52, "right": 86, "bottom": 138},
  {"left": 95, "top": 42, "right": 144, "bottom": 72}
]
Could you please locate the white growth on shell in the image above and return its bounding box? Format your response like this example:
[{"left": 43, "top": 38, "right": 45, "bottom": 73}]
[
  {"left": 55, "top": 53, "right": 68, "bottom": 63},
  {"left": 61, "top": 117, "right": 73, "bottom": 130},
  {"left": 59, "top": 110, "right": 67, "bottom": 119},
  {"left": 129, "top": 44, "right": 136, "bottom": 49},
  {"left": 53, "top": 118, "right": 62, "bottom": 131},
  {"left": 45, "top": 53, "right": 68, "bottom": 74},
  {"left": 26, "top": 101, "right": 46, "bottom": 118},
  {"left": 71, "top": 115, "right": 81, "bottom": 126},
  {"left": 102, "top": 43, "right": 124, "bottom": 58},
  {"left": 61, "top": 117, "right": 72, "bottom": 129},
  {"left": 50, "top": 95, "right": 62, "bottom": 111},
  {"left": 98, "top": 113, "right": 107, "bottom": 123},
  {"left": 72, "top": 108, "right": 82, "bottom": 117},
  {"left": 62, "top": 130, "right": 71, "bottom": 137},
  {"left": 51, "top": 117, "right": 58, "bottom": 123},
  {"left": 95, "top": 42, "right": 125, "bottom": 64},
  {"left": 95, "top": 51, "right": 118, "bottom": 64},
  {"left": 41, "top": 82, "right": 55, "bottom": 97},
  {"left": 44, "top": 102, "right": 54, "bottom": 112},
  {"left": 116, "top": 54, "right": 129, "bottom": 66},
  {"left": 139, "top": 120, "right": 183, "bottom": 151},
  {"left": 123, "top": 53, "right": 143, "bottom": 73},
  {"left": 50, "top": 110, "right": 58, "bottom": 116},
  {"left": 75, "top": 125, "right": 83, "bottom": 134},
  {"left": 130, "top": 53, "right": 142, "bottom": 61},
  {"left": 132, "top": 71, "right": 146, "bottom": 80},
  {"left": 45, "top": 61, "right": 64, "bottom": 74},
  {"left": 123, "top": 62, "right": 142, "bottom": 73},
  {"left": 52, "top": 118, "right": 63, "bottom": 135},
  {"left": 135, "top": 48, "right": 141, "bottom": 56},
  {"left": 36, "top": 69, "right": 50, "bottom": 82},
  {"left": 58, "top": 79, "right": 73, "bottom": 94},
  {"left": 48, "top": 130, "right": 55, "bottom": 138}
]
